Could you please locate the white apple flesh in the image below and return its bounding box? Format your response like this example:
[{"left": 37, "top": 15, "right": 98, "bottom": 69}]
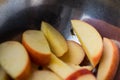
[
  {"left": 47, "top": 54, "right": 96, "bottom": 80},
  {"left": 60, "top": 40, "right": 85, "bottom": 65},
  {"left": 97, "top": 37, "right": 119, "bottom": 80},
  {"left": 71, "top": 20, "right": 103, "bottom": 67},
  {"left": 0, "top": 41, "right": 31, "bottom": 80},
  {"left": 41, "top": 21, "right": 68, "bottom": 57},
  {"left": 22, "top": 30, "right": 51, "bottom": 66}
]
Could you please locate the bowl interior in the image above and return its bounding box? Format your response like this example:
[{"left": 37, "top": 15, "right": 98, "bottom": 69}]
[{"left": 0, "top": 0, "right": 120, "bottom": 79}]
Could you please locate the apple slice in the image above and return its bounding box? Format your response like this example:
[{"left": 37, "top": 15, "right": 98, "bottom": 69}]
[
  {"left": 48, "top": 53, "right": 74, "bottom": 79},
  {"left": 71, "top": 20, "right": 103, "bottom": 67},
  {"left": 22, "top": 30, "right": 51, "bottom": 65},
  {"left": 60, "top": 40, "right": 85, "bottom": 65},
  {"left": 66, "top": 69, "right": 96, "bottom": 80},
  {"left": 29, "top": 70, "right": 62, "bottom": 80},
  {"left": 41, "top": 21, "right": 68, "bottom": 57},
  {"left": 0, "top": 66, "right": 9, "bottom": 80},
  {"left": 47, "top": 53, "right": 96, "bottom": 80},
  {"left": 0, "top": 41, "right": 31, "bottom": 80},
  {"left": 97, "top": 37, "right": 119, "bottom": 80}
]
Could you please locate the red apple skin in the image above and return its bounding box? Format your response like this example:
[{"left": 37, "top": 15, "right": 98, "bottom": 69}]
[
  {"left": 97, "top": 38, "right": 119, "bottom": 80},
  {"left": 90, "top": 50, "right": 102, "bottom": 68},
  {"left": 65, "top": 69, "right": 96, "bottom": 80},
  {"left": 16, "top": 58, "right": 31, "bottom": 80},
  {"left": 106, "top": 40, "right": 119, "bottom": 80}
]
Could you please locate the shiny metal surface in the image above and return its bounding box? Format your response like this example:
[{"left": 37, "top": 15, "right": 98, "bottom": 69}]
[
  {"left": 0, "top": 0, "right": 120, "bottom": 79},
  {"left": 0, "top": 0, "right": 119, "bottom": 26},
  {"left": 0, "top": 0, "right": 57, "bottom": 26}
]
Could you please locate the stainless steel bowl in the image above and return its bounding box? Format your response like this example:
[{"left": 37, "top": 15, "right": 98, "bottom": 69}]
[{"left": 0, "top": 0, "right": 120, "bottom": 80}]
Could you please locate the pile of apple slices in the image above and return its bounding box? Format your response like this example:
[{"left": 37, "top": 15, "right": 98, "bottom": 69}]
[{"left": 0, "top": 20, "right": 119, "bottom": 80}]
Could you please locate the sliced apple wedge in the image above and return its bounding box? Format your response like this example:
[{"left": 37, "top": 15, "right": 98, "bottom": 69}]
[
  {"left": 47, "top": 53, "right": 96, "bottom": 80},
  {"left": 22, "top": 30, "right": 51, "bottom": 65},
  {"left": 66, "top": 69, "right": 96, "bottom": 80},
  {"left": 71, "top": 20, "right": 103, "bottom": 67},
  {"left": 60, "top": 40, "right": 85, "bottom": 65},
  {"left": 41, "top": 21, "right": 68, "bottom": 57},
  {"left": 0, "top": 66, "right": 9, "bottom": 80},
  {"left": 97, "top": 37, "right": 119, "bottom": 80},
  {"left": 29, "top": 70, "right": 62, "bottom": 80},
  {"left": 0, "top": 41, "right": 31, "bottom": 80},
  {"left": 48, "top": 53, "right": 74, "bottom": 79}
]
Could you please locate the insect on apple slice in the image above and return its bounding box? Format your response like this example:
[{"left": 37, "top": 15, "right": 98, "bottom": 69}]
[
  {"left": 0, "top": 41, "right": 31, "bottom": 80},
  {"left": 60, "top": 40, "right": 85, "bottom": 65},
  {"left": 41, "top": 21, "right": 68, "bottom": 57},
  {"left": 22, "top": 30, "right": 51, "bottom": 66},
  {"left": 71, "top": 20, "right": 103, "bottom": 67},
  {"left": 97, "top": 37, "right": 119, "bottom": 80}
]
